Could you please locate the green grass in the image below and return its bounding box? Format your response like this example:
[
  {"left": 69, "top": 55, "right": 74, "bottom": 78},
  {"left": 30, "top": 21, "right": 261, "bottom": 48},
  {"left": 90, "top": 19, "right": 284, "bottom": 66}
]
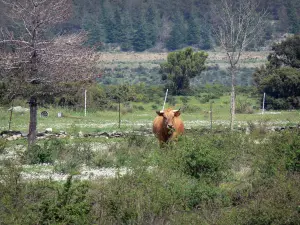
[{"left": 0, "top": 95, "right": 299, "bottom": 135}]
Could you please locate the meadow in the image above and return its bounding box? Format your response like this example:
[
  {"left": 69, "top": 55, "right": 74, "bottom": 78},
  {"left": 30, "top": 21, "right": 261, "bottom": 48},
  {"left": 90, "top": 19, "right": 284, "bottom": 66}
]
[
  {"left": 1, "top": 94, "right": 298, "bottom": 134},
  {"left": 0, "top": 110, "right": 300, "bottom": 224},
  {"left": 0, "top": 51, "right": 300, "bottom": 224}
]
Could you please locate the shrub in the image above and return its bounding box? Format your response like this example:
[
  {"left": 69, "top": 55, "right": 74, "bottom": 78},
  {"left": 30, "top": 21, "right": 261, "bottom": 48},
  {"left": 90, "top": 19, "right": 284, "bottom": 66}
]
[
  {"left": 54, "top": 142, "right": 94, "bottom": 174},
  {"left": 37, "top": 176, "right": 92, "bottom": 224},
  {"left": 24, "top": 139, "right": 67, "bottom": 164},
  {"left": 177, "top": 137, "right": 229, "bottom": 182},
  {"left": 0, "top": 138, "right": 7, "bottom": 154},
  {"left": 236, "top": 97, "right": 254, "bottom": 114}
]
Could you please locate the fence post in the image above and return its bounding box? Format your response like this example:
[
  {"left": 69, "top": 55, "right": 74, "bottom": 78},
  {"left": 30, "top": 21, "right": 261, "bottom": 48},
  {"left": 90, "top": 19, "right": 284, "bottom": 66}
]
[{"left": 262, "top": 92, "right": 266, "bottom": 114}]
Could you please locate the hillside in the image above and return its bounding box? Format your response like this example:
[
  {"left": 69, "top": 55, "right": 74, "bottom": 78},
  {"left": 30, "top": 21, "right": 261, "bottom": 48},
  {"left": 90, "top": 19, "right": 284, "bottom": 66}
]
[
  {"left": 97, "top": 51, "right": 269, "bottom": 86},
  {"left": 1, "top": 0, "right": 299, "bottom": 52},
  {"left": 69, "top": 0, "right": 300, "bottom": 52}
]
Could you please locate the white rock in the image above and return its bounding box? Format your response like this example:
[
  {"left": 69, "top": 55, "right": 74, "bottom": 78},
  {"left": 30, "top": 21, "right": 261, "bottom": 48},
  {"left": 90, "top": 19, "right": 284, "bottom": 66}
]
[
  {"left": 78, "top": 131, "right": 84, "bottom": 137},
  {"left": 8, "top": 106, "right": 29, "bottom": 113},
  {"left": 45, "top": 128, "right": 53, "bottom": 133}
]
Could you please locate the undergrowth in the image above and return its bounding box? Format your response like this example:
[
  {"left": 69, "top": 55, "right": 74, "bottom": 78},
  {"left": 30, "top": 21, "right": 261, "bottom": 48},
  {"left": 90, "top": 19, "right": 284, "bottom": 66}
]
[{"left": 0, "top": 129, "right": 300, "bottom": 224}]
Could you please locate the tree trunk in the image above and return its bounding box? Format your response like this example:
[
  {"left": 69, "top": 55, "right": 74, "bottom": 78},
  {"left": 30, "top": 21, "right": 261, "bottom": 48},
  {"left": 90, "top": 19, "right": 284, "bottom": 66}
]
[
  {"left": 28, "top": 96, "right": 38, "bottom": 147},
  {"left": 230, "top": 67, "right": 236, "bottom": 130}
]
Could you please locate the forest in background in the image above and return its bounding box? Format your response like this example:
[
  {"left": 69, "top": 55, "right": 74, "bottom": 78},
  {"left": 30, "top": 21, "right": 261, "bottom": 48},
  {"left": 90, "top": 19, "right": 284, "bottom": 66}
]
[
  {"left": 1, "top": 0, "right": 298, "bottom": 52},
  {"left": 63, "top": 0, "right": 299, "bottom": 51}
]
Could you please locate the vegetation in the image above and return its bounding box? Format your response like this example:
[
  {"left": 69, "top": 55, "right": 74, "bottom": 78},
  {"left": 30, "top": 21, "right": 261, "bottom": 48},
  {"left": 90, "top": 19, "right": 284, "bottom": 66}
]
[
  {"left": 0, "top": 129, "right": 300, "bottom": 224},
  {"left": 160, "top": 48, "right": 208, "bottom": 95},
  {"left": 1, "top": 0, "right": 300, "bottom": 224},
  {"left": 74, "top": 0, "right": 300, "bottom": 51},
  {"left": 0, "top": 0, "right": 299, "bottom": 52},
  {"left": 253, "top": 35, "right": 300, "bottom": 109}
]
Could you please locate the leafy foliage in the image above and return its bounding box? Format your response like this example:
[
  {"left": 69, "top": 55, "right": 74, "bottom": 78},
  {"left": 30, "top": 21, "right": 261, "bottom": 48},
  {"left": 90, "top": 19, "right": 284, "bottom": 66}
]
[
  {"left": 254, "top": 35, "right": 300, "bottom": 109},
  {"left": 160, "top": 47, "right": 208, "bottom": 95}
]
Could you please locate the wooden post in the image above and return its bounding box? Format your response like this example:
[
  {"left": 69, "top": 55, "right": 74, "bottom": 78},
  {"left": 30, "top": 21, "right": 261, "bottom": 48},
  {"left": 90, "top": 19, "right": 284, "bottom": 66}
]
[
  {"left": 84, "top": 89, "right": 87, "bottom": 117},
  {"left": 162, "top": 89, "right": 168, "bottom": 110},
  {"left": 118, "top": 97, "right": 121, "bottom": 129},
  {"left": 262, "top": 92, "right": 266, "bottom": 114},
  {"left": 28, "top": 96, "right": 38, "bottom": 147},
  {"left": 8, "top": 99, "right": 14, "bottom": 130},
  {"left": 210, "top": 101, "right": 213, "bottom": 130}
]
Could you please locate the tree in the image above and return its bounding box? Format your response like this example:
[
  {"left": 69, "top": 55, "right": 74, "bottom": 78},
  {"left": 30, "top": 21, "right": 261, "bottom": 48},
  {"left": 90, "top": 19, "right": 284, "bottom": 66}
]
[
  {"left": 166, "top": 12, "right": 186, "bottom": 50},
  {"left": 212, "top": 0, "right": 267, "bottom": 130},
  {"left": 145, "top": 3, "right": 159, "bottom": 48},
  {"left": 0, "top": 0, "right": 98, "bottom": 146},
  {"left": 159, "top": 47, "right": 208, "bottom": 95},
  {"left": 267, "top": 35, "right": 300, "bottom": 69},
  {"left": 253, "top": 35, "right": 300, "bottom": 109},
  {"left": 186, "top": 14, "right": 200, "bottom": 46},
  {"left": 132, "top": 21, "right": 148, "bottom": 52}
]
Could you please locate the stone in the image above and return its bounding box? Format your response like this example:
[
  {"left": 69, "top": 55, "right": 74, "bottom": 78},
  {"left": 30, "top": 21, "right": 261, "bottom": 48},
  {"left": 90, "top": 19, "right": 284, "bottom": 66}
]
[
  {"left": 41, "top": 111, "right": 49, "bottom": 117},
  {"left": 8, "top": 106, "right": 29, "bottom": 113},
  {"left": 45, "top": 128, "right": 53, "bottom": 133}
]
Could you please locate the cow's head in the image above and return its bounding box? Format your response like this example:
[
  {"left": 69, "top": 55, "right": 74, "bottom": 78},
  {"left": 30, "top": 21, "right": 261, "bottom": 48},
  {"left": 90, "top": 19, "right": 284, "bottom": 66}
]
[{"left": 156, "top": 108, "right": 181, "bottom": 130}]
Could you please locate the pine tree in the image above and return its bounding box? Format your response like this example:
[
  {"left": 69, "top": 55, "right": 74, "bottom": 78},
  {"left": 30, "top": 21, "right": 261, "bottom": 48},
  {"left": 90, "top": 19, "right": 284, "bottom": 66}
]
[
  {"left": 145, "top": 3, "right": 159, "bottom": 48},
  {"left": 166, "top": 12, "right": 186, "bottom": 50},
  {"left": 133, "top": 21, "right": 148, "bottom": 52},
  {"left": 82, "top": 13, "right": 106, "bottom": 49},
  {"left": 120, "top": 11, "right": 133, "bottom": 51},
  {"left": 199, "top": 22, "right": 211, "bottom": 50},
  {"left": 286, "top": 0, "right": 300, "bottom": 34},
  {"left": 186, "top": 14, "right": 200, "bottom": 46}
]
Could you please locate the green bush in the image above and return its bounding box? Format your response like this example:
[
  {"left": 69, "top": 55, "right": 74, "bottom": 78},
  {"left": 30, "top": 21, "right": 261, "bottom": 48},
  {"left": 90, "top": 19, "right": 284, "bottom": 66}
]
[
  {"left": 168, "top": 135, "right": 232, "bottom": 183},
  {"left": 236, "top": 97, "right": 254, "bottom": 114},
  {"left": 54, "top": 142, "right": 94, "bottom": 174},
  {"left": 37, "top": 176, "right": 92, "bottom": 225},
  {"left": 24, "top": 139, "right": 67, "bottom": 164},
  {"left": 0, "top": 138, "right": 7, "bottom": 154}
]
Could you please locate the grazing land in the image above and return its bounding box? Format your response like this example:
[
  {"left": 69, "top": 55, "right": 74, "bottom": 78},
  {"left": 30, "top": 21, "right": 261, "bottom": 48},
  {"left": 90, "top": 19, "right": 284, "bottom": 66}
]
[{"left": 0, "top": 52, "right": 300, "bottom": 224}]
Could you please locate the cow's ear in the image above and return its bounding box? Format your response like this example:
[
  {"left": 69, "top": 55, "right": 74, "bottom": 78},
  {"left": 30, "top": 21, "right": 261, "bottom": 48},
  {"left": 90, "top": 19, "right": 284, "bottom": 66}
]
[
  {"left": 156, "top": 110, "right": 164, "bottom": 116},
  {"left": 173, "top": 110, "right": 181, "bottom": 117}
]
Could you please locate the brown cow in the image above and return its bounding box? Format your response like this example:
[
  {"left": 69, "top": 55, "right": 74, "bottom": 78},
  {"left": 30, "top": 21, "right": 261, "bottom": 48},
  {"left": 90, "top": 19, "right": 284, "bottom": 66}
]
[{"left": 153, "top": 108, "right": 184, "bottom": 145}]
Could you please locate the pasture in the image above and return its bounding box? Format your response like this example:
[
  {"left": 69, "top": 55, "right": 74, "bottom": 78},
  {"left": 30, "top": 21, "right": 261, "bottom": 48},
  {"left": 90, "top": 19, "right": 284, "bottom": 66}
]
[
  {"left": 1, "top": 94, "right": 300, "bottom": 224},
  {"left": 0, "top": 51, "right": 299, "bottom": 224},
  {"left": 1, "top": 95, "right": 298, "bottom": 134}
]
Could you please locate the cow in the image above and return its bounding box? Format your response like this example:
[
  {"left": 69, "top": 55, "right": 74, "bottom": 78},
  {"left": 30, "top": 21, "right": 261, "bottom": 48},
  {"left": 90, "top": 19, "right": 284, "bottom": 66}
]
[{"left": 153, "top": 108, "right": 184, "bottom": 146}]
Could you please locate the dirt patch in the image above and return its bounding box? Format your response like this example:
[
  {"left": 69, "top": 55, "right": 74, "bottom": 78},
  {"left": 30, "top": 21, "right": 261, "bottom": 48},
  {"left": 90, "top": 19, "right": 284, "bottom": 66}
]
[{"left": 98, "top": 51, "right": 269, "bottom": 63}]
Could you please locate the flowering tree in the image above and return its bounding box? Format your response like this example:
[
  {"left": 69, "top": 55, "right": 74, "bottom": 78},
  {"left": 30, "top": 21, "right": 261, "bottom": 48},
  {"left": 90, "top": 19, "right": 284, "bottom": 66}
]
[{"left": 0, "top": 0, "right": 99, "bottom": 146}]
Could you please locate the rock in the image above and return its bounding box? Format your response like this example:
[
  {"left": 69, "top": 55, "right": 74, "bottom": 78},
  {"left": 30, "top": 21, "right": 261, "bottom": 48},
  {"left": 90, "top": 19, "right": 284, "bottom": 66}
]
[
  {"left": 40, "top": 111, "right": 49, "bottom": 117},
  {"left": 1, "top": 130, "right": 22, "bottom": 136},
  {"left": 21, "top": 132, "right": 28, "bottom": 137},
  {"left": 78, "top": 131, "right": 84, "bottom": 138},
  {"left": 45, "top": 128, "right": 53, "bottom": 133},
  {"left": 8, "top": 106, "right": 29, "bottom": 113},
  {"left": 6, "top": 136, "right": 15, "bottom": 141},
  {"left": 37, "top": 132, "right": 45, "bottom": 137}
]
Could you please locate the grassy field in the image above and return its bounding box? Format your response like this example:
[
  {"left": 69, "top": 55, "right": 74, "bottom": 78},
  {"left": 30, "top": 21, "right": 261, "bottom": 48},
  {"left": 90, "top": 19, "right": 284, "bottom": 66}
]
[
  {"left": 1, "top": 95, "right": 300, "bottom": 224},
  {"left": 1, "top": 51, "right": 300, "bottom": 224},
  {"left": 1, "top": 94, "right": 299, "bottom": 134}
]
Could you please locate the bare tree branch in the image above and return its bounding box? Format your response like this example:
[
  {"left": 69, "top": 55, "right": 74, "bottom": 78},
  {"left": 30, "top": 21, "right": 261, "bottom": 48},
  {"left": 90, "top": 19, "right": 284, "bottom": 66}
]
[
  {"left": 0, "top": 0, "right": 100, "bottom": 146},
  {"left": 211, "top": 0, "right": 268, "bottom": 130}
]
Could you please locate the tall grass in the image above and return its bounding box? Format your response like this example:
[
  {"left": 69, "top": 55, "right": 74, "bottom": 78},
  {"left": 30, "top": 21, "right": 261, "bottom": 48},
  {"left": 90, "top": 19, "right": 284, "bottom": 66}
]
[{"left": 0, "top": 127, "right": 300, "bottom": 224}]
